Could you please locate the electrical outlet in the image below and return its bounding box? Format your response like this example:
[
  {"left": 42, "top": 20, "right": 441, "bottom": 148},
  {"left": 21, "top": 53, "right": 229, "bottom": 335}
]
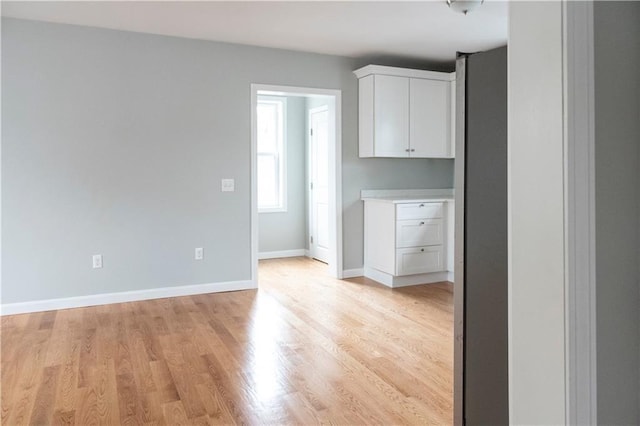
[
  {"left": 195, "top": 247, "right": 204, "bottom": 260},
  {"left": 92, "top": 254, "right": 103, "bottom": 269},
  {"left": 221, "top": 178, "right": 235, "bottom": 192}
]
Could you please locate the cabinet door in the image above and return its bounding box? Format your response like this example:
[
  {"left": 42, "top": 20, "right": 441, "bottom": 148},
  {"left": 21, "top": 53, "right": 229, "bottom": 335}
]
[
  {"left": 374, "top": 75, "right": 409, "bottom": 157},
  {"left": 396, "top": 246, "right": 444, "bottom": 276},
  {"left": 409, "top": 78, "right": 451, "bottom": 158}
]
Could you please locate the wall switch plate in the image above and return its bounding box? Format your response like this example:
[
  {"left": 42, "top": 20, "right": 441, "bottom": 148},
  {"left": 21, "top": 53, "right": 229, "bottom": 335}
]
[
  {"left": 195, "top": 247, "right": 204, "bottom": 260},
  {"left": 221, "top": 178, "right": 235, "bottom": 192},
  {"left": 92, "top": 254, "right": 103, "bottom": 269}
]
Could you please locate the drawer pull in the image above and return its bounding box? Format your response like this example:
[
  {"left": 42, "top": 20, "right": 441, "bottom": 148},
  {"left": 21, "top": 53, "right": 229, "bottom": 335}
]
[
  {"left": 419, "top": 221, "right": 425, "bottom": 225},
  {"left": 419, "top": 204, "right": 424, "bottom": 207},
  {"left": 421, "top": 248, "right": 425, "bottom": 252}
]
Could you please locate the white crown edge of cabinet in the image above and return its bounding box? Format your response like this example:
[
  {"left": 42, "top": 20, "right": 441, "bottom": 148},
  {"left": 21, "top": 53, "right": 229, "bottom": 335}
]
[{"left": 353, "top": 64, "right": 455, "bottom": 81}]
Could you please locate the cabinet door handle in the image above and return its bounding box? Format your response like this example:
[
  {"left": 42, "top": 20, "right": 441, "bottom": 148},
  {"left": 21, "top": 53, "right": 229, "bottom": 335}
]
[
  {"left": 405, "top": 149, "right": 410, "bottom": 152},
  {"left": 421, "top": 248, "right": 425, "bottom": 252},
  {"left": 410, "top": 149, "right": 415, "bottom": 152},
  {"left": 419, "top": 204, "right": 424, "bottom": 207},
  {"left": 419, "top": 221, "right": 425, "bottom": 225}
]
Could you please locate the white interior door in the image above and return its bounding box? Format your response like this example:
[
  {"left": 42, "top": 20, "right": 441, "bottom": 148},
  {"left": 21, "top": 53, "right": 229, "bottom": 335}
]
[{"left": 310, "top": 106, "right": 330, "bottom": 263}]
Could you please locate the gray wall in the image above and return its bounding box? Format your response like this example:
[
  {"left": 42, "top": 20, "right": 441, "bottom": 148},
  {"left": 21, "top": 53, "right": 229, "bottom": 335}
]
[
  {"left": 1, "top": 18, "right": 454, "bottom": 303},
  {"left": 463, "top": 46, "right": 508, "bottom": 425},
  {"left": 258, "top": 96, "right": 307, "bottom": 254},
  {"left": 594, "top": 2, "right": 640, "bottom": 424}
]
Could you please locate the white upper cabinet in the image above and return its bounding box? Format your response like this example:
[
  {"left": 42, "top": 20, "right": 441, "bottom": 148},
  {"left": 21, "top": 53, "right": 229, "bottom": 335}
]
[{"left": 354, "top": 65, "right": 455, "bottom": 159}]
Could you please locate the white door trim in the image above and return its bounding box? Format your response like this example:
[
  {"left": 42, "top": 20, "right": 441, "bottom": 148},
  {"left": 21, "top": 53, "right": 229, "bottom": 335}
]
[
  {"left": 563, "top": 1, "right": 598, "bottom": 424},
  {"left": 250, "top": 84, "right": 343, "bottom": 281}
]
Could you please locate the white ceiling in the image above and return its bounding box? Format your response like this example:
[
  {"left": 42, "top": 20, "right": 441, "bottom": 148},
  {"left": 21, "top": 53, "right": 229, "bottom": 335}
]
[{"left": 1, "top": 1, "right": 508, "bottom": 63}]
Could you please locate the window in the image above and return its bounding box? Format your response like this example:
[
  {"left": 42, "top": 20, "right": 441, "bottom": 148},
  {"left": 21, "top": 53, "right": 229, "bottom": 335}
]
[{"left": 257, "top": 96, "right": 287, "bottom": 212}]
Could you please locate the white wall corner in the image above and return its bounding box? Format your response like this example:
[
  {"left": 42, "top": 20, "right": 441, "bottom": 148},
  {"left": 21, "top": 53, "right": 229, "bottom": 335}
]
[{"left": 508, "top": 1, "right": 568, "bottom": 424}]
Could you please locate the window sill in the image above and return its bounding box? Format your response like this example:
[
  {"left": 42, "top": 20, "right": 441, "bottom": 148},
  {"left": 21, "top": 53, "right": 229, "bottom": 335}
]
[{"left": 259, "top": 208, "right": 288, "bottom": 214}]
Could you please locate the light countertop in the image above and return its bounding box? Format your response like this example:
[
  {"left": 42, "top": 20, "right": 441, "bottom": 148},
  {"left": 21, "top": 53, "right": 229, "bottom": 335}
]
[
  {"left": 361, "top": 195, "right": 453, "bottom": 204},
  {"left": 360, "top": 189, "right": 454, "bottom": 204}
]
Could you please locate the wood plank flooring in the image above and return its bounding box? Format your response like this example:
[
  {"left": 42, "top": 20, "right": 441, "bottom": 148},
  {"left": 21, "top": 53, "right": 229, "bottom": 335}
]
[{"left": 1, "top": 257, "right": 453, "bottom": 425}]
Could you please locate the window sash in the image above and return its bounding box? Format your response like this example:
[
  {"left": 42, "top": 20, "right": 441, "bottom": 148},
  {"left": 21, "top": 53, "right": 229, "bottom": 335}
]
[
  {"left": 257, "top": 97, "right": 286, "bottom": 212},
  {"left": 257, "top": 152, "right": 281, "bottom": 210}
]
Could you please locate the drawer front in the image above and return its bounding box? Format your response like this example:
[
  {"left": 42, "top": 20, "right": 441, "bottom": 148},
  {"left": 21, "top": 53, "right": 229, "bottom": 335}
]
[
  {"left": 396, "top": 246, "right": 444, "bottom": 276},
  {"left": 396, "top": 202, "right": 443, "bottom": 220},
  {"left": 396, "top": 219, "right": 443, "bottom": 248}
]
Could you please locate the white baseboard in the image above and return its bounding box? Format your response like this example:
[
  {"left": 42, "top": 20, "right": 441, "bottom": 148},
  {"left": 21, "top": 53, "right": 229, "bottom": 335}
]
[
  {"left": 364, "top": 267, "right": 451, "bottom": 288},
  {"left": 258, "top": 249, "right": 307, "bottom": 260},
  {"left": 0, "top": 279, "right": 257, "bottom": 316},
  {"left": 342, "top": 268, "right": 364, "bottom": 278}
]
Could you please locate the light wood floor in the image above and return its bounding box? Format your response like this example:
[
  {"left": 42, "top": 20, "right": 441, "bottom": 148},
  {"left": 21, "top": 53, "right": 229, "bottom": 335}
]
[{"left": 1, "top": 257, "right": 453, "bottom": 425}]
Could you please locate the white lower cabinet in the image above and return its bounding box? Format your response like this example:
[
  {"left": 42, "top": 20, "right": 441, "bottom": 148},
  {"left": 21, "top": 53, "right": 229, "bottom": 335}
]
[{"left": 364, "top": 198, "right": 453, "bottom": 287}]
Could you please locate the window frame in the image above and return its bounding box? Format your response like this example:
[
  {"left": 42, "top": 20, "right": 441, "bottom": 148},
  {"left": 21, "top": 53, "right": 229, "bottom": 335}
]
[{"left": 257, "top": 96, "right": 287, "bottom": 213}]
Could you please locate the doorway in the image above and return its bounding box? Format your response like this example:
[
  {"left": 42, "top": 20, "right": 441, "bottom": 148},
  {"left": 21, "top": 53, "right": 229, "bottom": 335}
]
[{"left": 250, "top": 84, "right": 342, "bottom": 283}]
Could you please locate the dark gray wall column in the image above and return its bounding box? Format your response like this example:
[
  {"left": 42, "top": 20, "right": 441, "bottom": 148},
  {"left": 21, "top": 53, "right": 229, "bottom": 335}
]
[
  {"left": 594, "top": 2, "right": 640, "bottom": 424},
  {"left": 463, "top": 46, "right": 508, "bottom": 425}
]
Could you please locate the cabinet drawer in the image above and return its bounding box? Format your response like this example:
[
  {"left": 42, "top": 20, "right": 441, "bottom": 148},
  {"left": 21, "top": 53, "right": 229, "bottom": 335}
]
[
  {"left": 396, "top": 246, "right": 444, "bottom": 276},
  {"left": 396, "top": 202, "right": 443, "bottom": 220},
  {"left": 396, "top": 219, "right": 443, "bottom": 248}
]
